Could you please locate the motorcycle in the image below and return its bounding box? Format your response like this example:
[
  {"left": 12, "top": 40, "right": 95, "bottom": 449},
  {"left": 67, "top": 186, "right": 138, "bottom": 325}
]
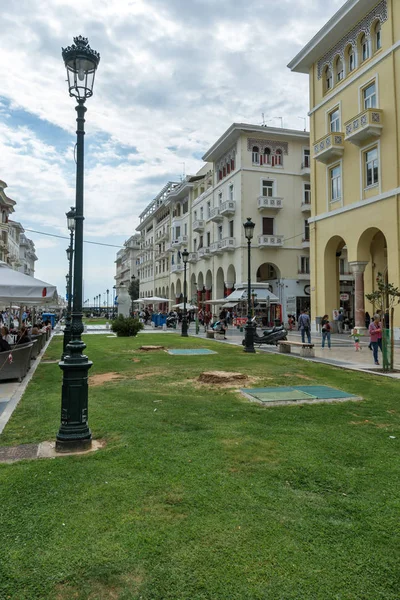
[
  {"left": 242, "top": 324, "right": 287, "bottom": 346},
  {"left": 166, "top": 315, "right": 177, "bottom": 328}
]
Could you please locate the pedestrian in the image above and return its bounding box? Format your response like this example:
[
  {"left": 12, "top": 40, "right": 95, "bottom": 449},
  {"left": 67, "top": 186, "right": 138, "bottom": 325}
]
[
  {"left": 298, "top": 309, "right": 311, "bottom": 344},
  {"left": 369, "top": 314, "right": 382, "bottom": 366},
  {"left": 349, "top": 327, "right": 362, "bottom": 351},
  {"left": 337, "top": 310, "right": 345, "bottom": 334},
  {"left": 288, "top": 314, "right": 295, "bottom": 331},
  {"left": 321, "top": 314, "right": 331, "bottom": 348}
]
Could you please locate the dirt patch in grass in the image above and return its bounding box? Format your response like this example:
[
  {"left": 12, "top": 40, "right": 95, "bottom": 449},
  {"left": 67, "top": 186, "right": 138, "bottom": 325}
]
[
  {"left": 139, "top": 345, "right": 165, "bottom": 351},
  {"left": 198, "top": 371, "right": 248, "bottom": 384},
  {"left": 56, "top": 570, "right": 145, "bottom": 600},
  {"left": 132, "top": 358, "right": 141, "bottom": 363},
  {"left": 89, "top": 372, "right": 124, "bottom": 386}
]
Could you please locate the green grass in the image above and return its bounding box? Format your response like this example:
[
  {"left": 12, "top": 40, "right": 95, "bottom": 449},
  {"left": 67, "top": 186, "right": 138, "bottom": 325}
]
[
  {"left": 1, "top": 333, "right": 400, "bottom": 599},
  {"left": 83, "top": 318, "right": 111, "bottom": 325}
]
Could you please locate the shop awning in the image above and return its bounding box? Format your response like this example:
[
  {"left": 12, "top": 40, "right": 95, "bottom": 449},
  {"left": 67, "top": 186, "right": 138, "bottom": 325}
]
[{"left": 224, "top": 287, "right": 279, "bottom": 303}]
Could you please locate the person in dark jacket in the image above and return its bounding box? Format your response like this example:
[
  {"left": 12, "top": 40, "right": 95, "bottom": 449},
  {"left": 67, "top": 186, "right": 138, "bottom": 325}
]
[
  {"left": 0, "top": 337, "right": 11, "bottom": 352},
  {"left": 15, "top": 327, "right": 31, "bottom": 346}
]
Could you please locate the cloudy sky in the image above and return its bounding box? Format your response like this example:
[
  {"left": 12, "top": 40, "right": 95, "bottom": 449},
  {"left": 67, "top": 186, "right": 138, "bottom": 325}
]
[{"left": 0, "top": 0, "right": 344, "bottom": 304}]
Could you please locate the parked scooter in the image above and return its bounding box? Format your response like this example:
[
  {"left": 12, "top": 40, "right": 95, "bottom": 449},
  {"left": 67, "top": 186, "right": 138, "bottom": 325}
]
[
  {"left": 166, "top": 314, "right": 177, "bottom": 328},
  {"left": 242, "top": 323, "right": 287, "bottom": 346}
]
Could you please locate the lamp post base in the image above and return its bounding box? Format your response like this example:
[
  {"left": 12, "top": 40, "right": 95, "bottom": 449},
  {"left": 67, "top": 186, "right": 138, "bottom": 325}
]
[
  {"left": 181, "top": 316, "right": 189, "bottom": 337},
  {"left": 243, "top": 321, "right": 256, "bottom": 353},
  {"left": 56, "top": 437, "right": 92, "bottom": 453}
]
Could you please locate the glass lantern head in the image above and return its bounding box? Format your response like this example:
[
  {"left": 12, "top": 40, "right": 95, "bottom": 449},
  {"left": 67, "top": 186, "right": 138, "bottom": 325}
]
[
  {"left": 243, "top": 217, "right": 255, "bottom": 240},
  {"left": 62, "top": 36, "right": 100, "bottom": 101}
]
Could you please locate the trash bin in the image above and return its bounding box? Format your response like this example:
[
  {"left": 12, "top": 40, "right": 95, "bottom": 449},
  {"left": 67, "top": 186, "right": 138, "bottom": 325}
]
[
  {"left": 315, "top": 316, "right": 322, "bottom": 332},
  {"left": 42, "top": 313, "right": 56, "bottom": 328},
  {"left": 159, "top": 314, "right": 167, "bottom": 328}
]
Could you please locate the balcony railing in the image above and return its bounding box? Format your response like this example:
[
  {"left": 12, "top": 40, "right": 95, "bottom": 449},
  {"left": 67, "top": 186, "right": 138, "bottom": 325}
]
[
  {"left": 219, "top": 201, "right": 236, "bottom": 217},
  {"left": 257, "top": 196, "right": 283, "bottom": 211},
  {"left": 313, "top": 132, "right": 344, "bottom": 163},
  {"left": 193, "top": 219, "right": 205, "bottom": 233},
  {"left": 166, "top": 243, "right": 174, "bottom": 253},
  {"left": 171, "top": 264, "right": 184, "bottom": 273},
  {"left": 302, "top": 238, "right": 310, "bottom": 248},
  {"left": 300, "top": 161, "right": 311, "bottom": 176},
  {"left": 220, "top": 237, "right": 236, "bottom": 251},
  {"left": 210, "top": 241, "right": 222, "bottom": 254},
  {"left": 210, "top": 207, "right": 223, "bottom": 222},
  {"left": 198, "top": 247, "right": 211, "bottom": 259},
  {"left": 258, "top": 234, "right": 284, "bottom": 247},
  {"left": 301, "top": 200, "right": 311, "bottom": 212},
  {"left": 156, "top": 231, "right": 169, "bottom": 243},
  {"left": 188, "top": 252, "right": 198, "bottom": 263},
  {"left": 344, "top": 108, "right": 383, "bottom": 146},
  {"left": 171, "top": 235, "right": 188, "bottom": 248}
]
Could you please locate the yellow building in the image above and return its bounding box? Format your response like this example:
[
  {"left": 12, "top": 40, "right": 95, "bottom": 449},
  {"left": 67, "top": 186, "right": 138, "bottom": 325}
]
[{"left": 289, "top": 0, "right": 400, "bottom": 334}]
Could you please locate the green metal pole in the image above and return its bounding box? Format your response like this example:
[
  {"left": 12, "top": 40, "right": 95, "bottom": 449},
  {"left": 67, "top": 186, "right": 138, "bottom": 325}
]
[
  {"left": 62, "top": 230, "right": 74, "bottom": 360},
  {"left": 243, "top": 238, "right": 255, "bottom": 353},
  {"left": 57, "top": 99, "right": 92, "bottom": 452}
]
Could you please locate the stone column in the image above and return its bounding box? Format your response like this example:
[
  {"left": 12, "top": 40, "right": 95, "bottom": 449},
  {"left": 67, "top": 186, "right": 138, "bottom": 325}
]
[
  {"left": 349, "top": 261, "right": 369, "bottom": 330},
  {"left": 225, "top": 281, "right": 234, "bottom": 296},
  {"left": 205, "top": 287, "right": 211, "bottom": 313}
]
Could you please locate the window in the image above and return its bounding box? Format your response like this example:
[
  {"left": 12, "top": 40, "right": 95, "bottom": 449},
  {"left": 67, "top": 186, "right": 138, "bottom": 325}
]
[
  {"left": 300, "top": 256, "right": 310, "bottom": 274},
  {"left": 218, "top": 225, "right": 223, "bottom": 241},
  {"left": 227, "top": 162, "right": 231, "bottom": 174},
  {"left": 175, "top": 226, "right": 181, "bottom": 238},
  {"left": 303, "top": 149, "right": 310, "bottom": 168},
  {"left": 229, "top": 220, "right": 234, "bottom": 237},
  {"left": 304, "top": 220, "right": 310, "bottom": 242},
  {"left": 207, "top": 201, "right": 211, "bottom": 218},
  {"left": 339, "top": 258, "right": 345, "bottom": 275},
  {"left": 194, "top": 210, "right": 197, "bottom": 221},
  {"left": 229, "top": 184, "right": 234, "bottom": 201},
  {"left": 252, "top": 146, "right": 259, "bottom": 164},
  {"left": 218, "top": 192, "right": 223, "bottom": 205},
  {"left": 330, "top": 164, "right": 341, "bottom": 202},
  {"left": 363, "top": 82, "right": 377, "bottom": 109},
  {"left": 375, "top": 21, "right": 381, "bottom": 51},
  {"left": 365, "top": 147, "right": 379, "bottom": 187},
  {"left": 336, "top": 57, "right": 344, "bottom": 82},
  {"left": 264, "top": 148, "right": 271, "bottom": 165},
  {"left": 303, "top": 183, "right": 311, "bottom": 205},
  {"left": 199, "top": 235, "right": 204, "bottom": 249},
  {"left": 218, "top": 170, "right": 222, "bottom": 181},
  {"left": 231, "top": 158, "right": 235, "bottom": 171},
  {"left": 348, "top": 46, "right": 355, "bottom": 72},
  {"left": 184, "top": 223, "right": 187, "bottom": 235},
  {"left": 325, "top": 67, "right": 333, "bottom": 91},
  {"left": 262, "top": 217, "right": 274, "bottom": 235},
  {"left": 207, "top": 232, "right": 211, "bottom": 247},
  {"left": 193, "top": 239, "right": 197, "bottom": 251},
  {"left": 183, "top": 201, "right": 188, "bottom": 213},
  {"left": 275, "top": 149, "right": 283, "bottom": 166},
  {"left": 329, "top": 108, "right": 340, "bottom": 132},
  {"left": 262, "top": 179, "right": 274, "bottom": 197},
  {"left": 200, "top": 207, "right": 203, "bottom": 219},
  {"left": 361, "top": 34, "right": 370, "bottom": 62}
]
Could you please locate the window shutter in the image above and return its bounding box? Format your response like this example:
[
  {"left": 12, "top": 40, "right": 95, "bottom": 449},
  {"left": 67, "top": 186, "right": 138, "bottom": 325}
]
[
  {"left": 259, "top": 155, "right": 263, "bottom": 165},
  {"left": 272, "top": 156, "right": 276, "bottom": 167}
]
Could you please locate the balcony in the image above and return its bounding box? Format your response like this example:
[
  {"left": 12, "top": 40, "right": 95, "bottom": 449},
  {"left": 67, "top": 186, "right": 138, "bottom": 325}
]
[
  {"left": 193, "top": 219, "right": 205, "bottom": 233},
  {"left": 210, "top": 207, "right": 223, "bottom": 222},
  {"left": 297, "top": 270, "right": 310, "bottom": 280},
  {"left": 188, "top": 252, "right": 198, "bottom": 263},
  {"left": 155, "top": 250, "right": 168, "bottom": 260},
  {"left": 171, "top": 235, "right": 188, "bottom": 248},
  {"left": 166, "top": 243, "right": 174, "bottom": 253},
  {"left": 198, "top": 247, "right": 211, "bottom": 259},
  {"left": 302, "top": 238, "right": 310, "bottom": 249},
  {"left": 210, "top": 241, "right": 223, "bottom": 254},
  {"left": 220, "top": 237, "right": 236, "bottom": 252},
  {"left": 344, "top": 108, "right": 383, "bottom": 146},
  {"left": 300, "top": 161, "right": 311, "bottom": 176},
  {"left": 257, "top": 196, "right": 283, "bottom": 211},
  {"left": 258, "top": 234, "right": 284, "bottom": 247},
  {"left": 220, "top": 200, "right": 236, "bottom": 217},
  {"left": 313, "top": 132, "right": 344, "bottom": 164},
  {"left": 301, "top": 201, "right": 311, "bottom": 213},
  {"left": 156, "top": 231, "right": 169, "bottom": 243},
  {"left": 171, "top": 264, "right": 184, "bottom": 273}
]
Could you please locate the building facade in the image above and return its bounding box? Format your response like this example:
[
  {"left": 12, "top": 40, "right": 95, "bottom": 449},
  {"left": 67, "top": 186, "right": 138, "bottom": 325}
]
[
  {"left": 0, "top": 180, "right": 16, "bottom": 264},
  {"left": 134, "top": 123, "right": 311, "bottom": 321},
  {"left": 114, "top": 234, "right": 141, "bottom": 294},
  {"left": 289, "top": 0, "right": 400, "bottom": 334},
  {"left": 19, "top": 233, "right": 38, "bottom": 276}
]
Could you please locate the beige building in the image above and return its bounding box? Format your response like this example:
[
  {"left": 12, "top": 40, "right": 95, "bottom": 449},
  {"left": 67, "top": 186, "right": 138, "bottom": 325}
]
[
  {"left": 0, "top": 180, "right": 16, "bottom": 264},
  {"left": 19, "top": 233, "right": 37, "bottom": 276},
  {"left": 289, "top": 0, "right": 400, "bottom": 334},
  {"left": 115, "top": 234, "right": 141, "bottom": 287},
  {"left": 135, "top": 123, "right": 311, "bottom": 321}
]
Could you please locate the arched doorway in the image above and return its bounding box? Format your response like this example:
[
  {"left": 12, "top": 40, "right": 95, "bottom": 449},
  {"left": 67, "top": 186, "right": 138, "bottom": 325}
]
[
  {"left": 256, "top": 262, "right": 281, "bottom": 282},
  {"left": 226, "top": 264, "right": 236, "bottom": 295},
  {"left": 205, "top": 270, "right": 213, "bottom": 311},
  {"left": 216, "top": 267, "right": 225, "bottom": 299},
  {"left": 324, "top": 235, "right": 353, "bottom": 323}
]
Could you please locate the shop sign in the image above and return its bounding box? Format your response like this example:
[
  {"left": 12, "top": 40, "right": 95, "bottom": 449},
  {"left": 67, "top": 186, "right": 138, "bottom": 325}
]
[{"left": 340, "top": 293, "right": 349, "bottom": 301}]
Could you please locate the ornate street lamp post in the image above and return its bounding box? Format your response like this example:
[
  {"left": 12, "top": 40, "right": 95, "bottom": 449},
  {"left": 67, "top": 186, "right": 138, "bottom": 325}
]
[
  {"left": 243, "top": 218, "right": 256, "bottom": 353},
  {"left": 106, "top": 289, "right": 109, "bottom": 316},
  {"left": 56, "top": 36, "right": 100, "bottom": 452},
  {"left": 62, "top": 207, "right": 75, "bottom": 359},
  {"left": 181, "top": 249, "right": 189, "bottom": 337}
]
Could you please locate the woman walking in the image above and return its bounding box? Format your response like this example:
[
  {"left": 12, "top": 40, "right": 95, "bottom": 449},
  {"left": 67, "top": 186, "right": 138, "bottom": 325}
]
[
  {"left": 369, "top": 314, "right": 382, "bottom": 366},
  {"left": 321, "top": 314, "right": 331, "bottom": 349}
]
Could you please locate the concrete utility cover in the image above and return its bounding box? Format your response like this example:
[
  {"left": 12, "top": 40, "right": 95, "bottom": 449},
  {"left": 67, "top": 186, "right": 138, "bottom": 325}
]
[
  {"left": 167, "top": 349, "right": 217, "bottom": 355},
  {"left": 241, "top": 385, "right": 362, "bottom": 407}
]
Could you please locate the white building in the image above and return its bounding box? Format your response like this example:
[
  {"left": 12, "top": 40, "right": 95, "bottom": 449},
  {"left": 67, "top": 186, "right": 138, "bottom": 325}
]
[
  {"left": 0, "top": 180, "right": 16, "bottom": 265},
  {"left": 19, "top": 233, "right": 38, "bottom": 276},
  {"left": 132, "top": 123, "right": 311, "bottom": 321}
]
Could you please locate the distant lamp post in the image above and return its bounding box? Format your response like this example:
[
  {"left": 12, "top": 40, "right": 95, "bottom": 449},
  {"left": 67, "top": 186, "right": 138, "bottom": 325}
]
[
  {"left": 243, "top": 218, "right": 256, "bottom": 353},
  {"left": 113, "top": 285, "right": 117, "bottom": 318},
  {"left": 62, "top": 207, "right": 75, "bottom": 359},
  {"left": 181, "top": 249, "right": 189, "bottom": 337},
  {"left": 106, "top": 289, "right": 109, "bottom": 315},
  {"left": 56, "top": 36, "right": 100, "bottom": 453}
]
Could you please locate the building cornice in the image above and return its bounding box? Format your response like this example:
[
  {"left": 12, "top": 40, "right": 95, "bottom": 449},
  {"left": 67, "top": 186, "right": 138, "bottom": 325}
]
[{"left": 288, "top": 0, "right": 384, "bottom": 74}]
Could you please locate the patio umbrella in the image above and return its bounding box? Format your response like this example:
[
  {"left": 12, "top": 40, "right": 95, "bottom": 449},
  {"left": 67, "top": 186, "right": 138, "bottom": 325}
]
[
  {"left": 0, "top": 261, "right": 57, "bottom": 304},
  {"left": 172, "top": 303, "right": 198, "bottom": 310}
]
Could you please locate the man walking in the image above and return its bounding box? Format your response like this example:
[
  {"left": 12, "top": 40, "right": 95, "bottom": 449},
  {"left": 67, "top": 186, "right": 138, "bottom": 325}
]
[
  {"left": 298, "top": 309, "right": 311, "bottom": 343},
  {"left": 337, "top": 310, "right": 345, "bottom": 334}
]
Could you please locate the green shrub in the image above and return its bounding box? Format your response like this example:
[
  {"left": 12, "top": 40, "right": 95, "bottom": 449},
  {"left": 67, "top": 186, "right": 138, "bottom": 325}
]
[{"left": 110, "top": 315, "right": 144, "bottom": 337}]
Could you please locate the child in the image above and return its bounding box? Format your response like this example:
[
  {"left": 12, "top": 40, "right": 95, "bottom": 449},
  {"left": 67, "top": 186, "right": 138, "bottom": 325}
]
[{"left": 350, "top": 327, "right": 362, "bottom": 351}]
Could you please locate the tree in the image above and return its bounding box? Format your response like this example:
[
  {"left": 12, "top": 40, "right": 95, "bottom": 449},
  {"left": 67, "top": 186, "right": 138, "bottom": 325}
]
[
  {"left": 365, "top": 272, "right": 400, "bottom": 371},
  {"left": 128, "top": 277, "right": 139, "bottom": 301}
]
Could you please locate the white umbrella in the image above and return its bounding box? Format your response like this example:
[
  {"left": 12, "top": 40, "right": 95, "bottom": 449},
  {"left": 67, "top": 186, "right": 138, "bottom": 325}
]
[
  {"left": 0, "top": 261, "right": 57, "bottom": 304},
  {"left": 132, "top": 296, "right": 170, "bottom": 303},
  {"left": 172, "top": 303, "right": 198, "bottom": 310}
]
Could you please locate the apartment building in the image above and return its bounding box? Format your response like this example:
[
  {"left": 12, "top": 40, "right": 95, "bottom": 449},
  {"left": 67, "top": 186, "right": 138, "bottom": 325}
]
[
  {"left": 19, "top": 233, "right": 38, "bottom": 276},
  {"left": 0, "top": 180, "right": 16, "bottom": 264},
  {"left": 133, "top": 123, "right": 311, "bottom": 321},
  {"left": 289, "top": 0, "right": 400, "bottom": 333},
  {"left": 115, "top": 234, "right": 141, "bottom": 288}
]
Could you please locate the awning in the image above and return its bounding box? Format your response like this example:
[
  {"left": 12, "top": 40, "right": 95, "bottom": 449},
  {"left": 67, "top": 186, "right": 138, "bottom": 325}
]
[
  {"left": 222, "top": 302, "right": 238, "bottom": 308},
  {"left": 224, "top": 287, "right": 279, "bottom": 303},
  {"left": 0, "top": 261, "right": 57, "bottom": 304},
  {"left": 172, "top": 303, "right": 198, "bottom": 310},
  {"left": 132, "top": 296, "right": 170, "bottom": 303}
]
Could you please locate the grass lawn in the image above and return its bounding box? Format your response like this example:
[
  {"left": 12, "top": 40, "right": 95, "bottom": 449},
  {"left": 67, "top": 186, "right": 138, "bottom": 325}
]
[
  {"left": 1, "top": 333, "right": 400, "bottom": 599},
  {"left": 83, "top": 318, "right": 112, "bottom": 325}
]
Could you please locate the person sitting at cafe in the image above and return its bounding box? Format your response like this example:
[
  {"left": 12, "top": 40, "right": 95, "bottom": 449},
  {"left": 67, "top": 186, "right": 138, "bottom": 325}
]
[
  {"left": 31, "top": 324, "right": 40, "bottom": 335},
  {"left": 15, "top": 326, "right": 31, "bottom": 345},
  {"left": 0, "top": 336, "right": 11, "bottom": 352},
  {"left": 213, "top": 318, "right": 227, "bottom": 339},
  {"left": 1, "top": 326, "right": 14, "bottom": 346}
]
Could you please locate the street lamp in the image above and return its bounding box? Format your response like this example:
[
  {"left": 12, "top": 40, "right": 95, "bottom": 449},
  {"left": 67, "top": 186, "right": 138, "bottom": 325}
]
[
  {"left": 56, "top": 36, "right": 100, "bottom": 453},
  {"left": 106, "top": 289, "right": 109, "bottom": 315},
  {"left": 113, "top": 285, "right": 116, "bottom": 318},
  {"left": 243, "top": 218, "right": 256, "bottom": 353},
  {"left": 62, "top": 207, "right": 76, "bottom": 359},
  {"left": 181, "top": 249, "right": 189, "bottom": 337}
]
